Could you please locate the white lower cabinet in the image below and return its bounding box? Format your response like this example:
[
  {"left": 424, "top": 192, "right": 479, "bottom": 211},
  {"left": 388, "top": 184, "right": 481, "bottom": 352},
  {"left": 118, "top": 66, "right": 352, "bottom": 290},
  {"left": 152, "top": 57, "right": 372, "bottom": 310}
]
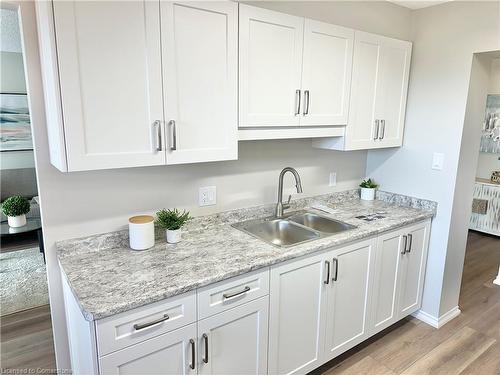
[
  {"left": 197, "top": 297, "right": 268, "bottom": 375},
  {"left": 371, "top": 220, "right": 431, "bottom": 331},
  {"left": 268, "top": 252, "right": 328, "bottom": 375},
  {"left": 99, "top": 323, "right": 197, "bottom": 375},
  {"left": 371, "top": 230, "right": 404, "bottom": 332},
  {"left": 324, "top": 239, "right": 375, "bottom": 361},
  {"left": 65, "top": 220, "right": 431, "bottom": 375},
  {"left": 398, "top": 223, "right": 430, "bottom": 316}
]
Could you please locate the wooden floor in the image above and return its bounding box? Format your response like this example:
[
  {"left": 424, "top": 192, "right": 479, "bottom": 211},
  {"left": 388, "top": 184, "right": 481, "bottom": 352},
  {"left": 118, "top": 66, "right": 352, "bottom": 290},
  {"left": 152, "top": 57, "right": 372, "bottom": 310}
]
[
  {"left": 0, "top": 231, "right": 498, "bottom": 373},
  {"left": 315, "top": 230, "right": 500, "bottom": 375},
  {"left": 0, "top": 305, "right": 56, "bottom": 370}
]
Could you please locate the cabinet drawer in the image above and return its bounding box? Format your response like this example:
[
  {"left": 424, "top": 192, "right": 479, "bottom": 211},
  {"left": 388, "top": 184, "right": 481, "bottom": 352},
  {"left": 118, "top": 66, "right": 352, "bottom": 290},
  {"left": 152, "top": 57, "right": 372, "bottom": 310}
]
[
  {"left": 197, "top": 269, "right": 269, "bottom": 319},
  {"left": 96, "top": 291, "right": 196, "bottom": 356}
]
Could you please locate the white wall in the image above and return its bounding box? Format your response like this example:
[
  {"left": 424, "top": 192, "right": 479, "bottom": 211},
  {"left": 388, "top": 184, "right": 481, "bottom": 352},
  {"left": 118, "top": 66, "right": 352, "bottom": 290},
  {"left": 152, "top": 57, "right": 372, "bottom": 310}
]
[
  {"left": 25, "top": 1, "right": 412, "bottom": 368},
  {"left": 366, "top": 2, "right": 500, "bottom": 319},
  {"left": 476, "top": 57, "right": 500, "bottom": 180},
  {"left": 490, "top": 58, "right": 500, "bottom": 92}
]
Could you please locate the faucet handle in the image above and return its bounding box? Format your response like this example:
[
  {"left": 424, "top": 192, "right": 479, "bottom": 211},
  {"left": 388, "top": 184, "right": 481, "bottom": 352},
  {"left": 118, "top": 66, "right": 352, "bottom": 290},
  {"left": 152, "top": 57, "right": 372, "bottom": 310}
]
[{"left": 283, "top": 194, "right": 292, "bottom": 209}]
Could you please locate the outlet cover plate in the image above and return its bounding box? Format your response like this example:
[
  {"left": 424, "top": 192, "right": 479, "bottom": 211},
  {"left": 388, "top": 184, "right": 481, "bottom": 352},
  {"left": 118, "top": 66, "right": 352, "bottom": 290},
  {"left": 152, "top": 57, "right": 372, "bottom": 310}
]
[{"left": 199, "top": 186, "right": 216, "bottom": 206}]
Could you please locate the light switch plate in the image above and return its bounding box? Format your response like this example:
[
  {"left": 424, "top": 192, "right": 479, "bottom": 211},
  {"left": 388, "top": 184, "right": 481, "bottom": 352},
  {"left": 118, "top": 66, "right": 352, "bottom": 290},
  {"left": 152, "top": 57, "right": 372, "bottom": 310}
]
[
  {"left": 199, "top": 186, "right": 216, "bottom": 206},
  {"left": 432, "top": 153, "right": 444, "bottom": 170},
  {"left": 329, "top": 172, "right": 337, "bottom": 187}
]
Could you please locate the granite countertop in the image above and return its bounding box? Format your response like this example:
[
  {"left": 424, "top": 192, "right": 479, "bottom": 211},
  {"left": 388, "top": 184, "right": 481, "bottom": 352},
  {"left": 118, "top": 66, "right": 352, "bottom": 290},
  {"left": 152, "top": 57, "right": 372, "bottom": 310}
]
[{"left": 57, "top": 190, "right": 437, "bottom": 321}]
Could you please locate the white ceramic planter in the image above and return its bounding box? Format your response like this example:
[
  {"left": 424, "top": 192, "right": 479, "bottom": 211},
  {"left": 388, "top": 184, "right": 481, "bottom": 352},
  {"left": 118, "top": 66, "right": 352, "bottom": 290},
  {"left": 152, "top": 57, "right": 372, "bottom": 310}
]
[
  {"left": 129, "top": 215, "right": 155, "bottom": 251},
  {"left": 8, "top": 214, "right": 27, "bottom": 228},
  {"left": 360, "top": 188, "right": 376, "bottom": 201},
  {"left": 166, "top": 229, "right": 182, "bottom": 244}
]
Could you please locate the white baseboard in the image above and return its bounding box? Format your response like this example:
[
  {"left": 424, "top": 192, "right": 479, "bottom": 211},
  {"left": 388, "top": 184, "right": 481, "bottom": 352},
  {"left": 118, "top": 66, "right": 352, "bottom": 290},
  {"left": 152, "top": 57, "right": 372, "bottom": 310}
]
[
  {"left": 493, "top": 265, "right": 500, "bottom": 286},
  {"left": 412, "top": 306, "right": 461, "bottom": 328}
]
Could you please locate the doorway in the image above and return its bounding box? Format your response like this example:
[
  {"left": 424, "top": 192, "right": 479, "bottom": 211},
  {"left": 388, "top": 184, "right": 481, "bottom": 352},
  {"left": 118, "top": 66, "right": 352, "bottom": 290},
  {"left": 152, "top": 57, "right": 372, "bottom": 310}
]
[{"left": 0, "top": 4, "right": 56, "bottom": 371}]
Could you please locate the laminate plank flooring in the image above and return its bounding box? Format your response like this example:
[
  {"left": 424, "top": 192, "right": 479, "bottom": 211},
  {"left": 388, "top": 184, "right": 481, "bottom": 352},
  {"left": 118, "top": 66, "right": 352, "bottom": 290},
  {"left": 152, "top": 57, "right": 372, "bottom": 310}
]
[
  {"left": 0, "top": 305, "right": 56, "bottom": 370},
  {"left": 319, "top": 230, "right": 500, "bottom": 375}
]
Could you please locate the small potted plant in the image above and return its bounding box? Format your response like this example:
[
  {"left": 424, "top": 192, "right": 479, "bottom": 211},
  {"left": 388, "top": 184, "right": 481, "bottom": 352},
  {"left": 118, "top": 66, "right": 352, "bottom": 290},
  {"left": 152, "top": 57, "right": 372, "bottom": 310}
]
[
  {"left": 156, "top": 208, "right": 191, "bottom": 244},
  {"left": 1, "top": 195, "right": 31, "bottom": 227},
  {"left": 359, "top": 178, "right": 378, "bottom": 201}
]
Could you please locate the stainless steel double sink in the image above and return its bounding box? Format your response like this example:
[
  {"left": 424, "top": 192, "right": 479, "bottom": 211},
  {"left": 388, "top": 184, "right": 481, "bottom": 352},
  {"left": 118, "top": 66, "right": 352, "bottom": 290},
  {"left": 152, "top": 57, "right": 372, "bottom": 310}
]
[{"left": 232, "top": 210, "right": 356, "bottom": 247}]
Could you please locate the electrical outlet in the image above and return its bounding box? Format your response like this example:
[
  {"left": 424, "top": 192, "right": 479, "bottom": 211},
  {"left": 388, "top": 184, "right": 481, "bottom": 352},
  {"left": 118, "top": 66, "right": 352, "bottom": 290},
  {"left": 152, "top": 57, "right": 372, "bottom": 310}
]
[
  {"left": 329, "top": 172, "right": 337, "bottom": 187},
  {"left": 199, "top": 186, "right": 216, "bottom": 206}
]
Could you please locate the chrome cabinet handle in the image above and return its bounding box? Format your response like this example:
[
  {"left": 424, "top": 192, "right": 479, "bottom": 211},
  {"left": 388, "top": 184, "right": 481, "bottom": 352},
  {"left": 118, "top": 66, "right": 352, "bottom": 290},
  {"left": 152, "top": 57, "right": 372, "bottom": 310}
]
[
  {"left": 223, "top": 286, "right": 250, "bottom": 300},
  {"left": 379, "top": 119, "right": 385, "bottom": 140},
  {"left": 168, "top": 120, "right": 177, "bottom": 150},
  {"left": 324, "top": 260, "right": 330, "bottom": 284},
  {"left": 303, "top": 90, "right": 310, "bottom": 115},
  {"left": 407, "top": 234, "right": 413, "bottom": 253},
  {"left": 189, "top": 339, "right": 195, "bottom": 370},
  {"left": 202, "top": 333, "right": 209, "bottom": 364},
  {"left": 133, "top": 314, "right": 169, "bottom": 331},
  {"left": 153, "top": 120, "right": 162, "bottom": 152},
  {"left": 295, "top": 90, "right": 301, "bottom": 116},
  {"left": 401, "top": 235, "right": 408, "bottom": 254},
  {"left": 332, "top": 258, "right": 338, "bottom": 282},
  {"left": 373, "top": 120, "right": 380, "bottom": 140}
]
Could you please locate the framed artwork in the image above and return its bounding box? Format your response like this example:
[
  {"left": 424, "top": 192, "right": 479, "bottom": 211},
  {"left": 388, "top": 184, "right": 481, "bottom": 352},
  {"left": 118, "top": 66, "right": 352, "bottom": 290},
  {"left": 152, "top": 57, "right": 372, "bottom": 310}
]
[
  {"left": 480, "top": 94, "right": 500, "bottom": 154},
  {"left": 0, "top": 93, "right": 33, "bottom": 152}
]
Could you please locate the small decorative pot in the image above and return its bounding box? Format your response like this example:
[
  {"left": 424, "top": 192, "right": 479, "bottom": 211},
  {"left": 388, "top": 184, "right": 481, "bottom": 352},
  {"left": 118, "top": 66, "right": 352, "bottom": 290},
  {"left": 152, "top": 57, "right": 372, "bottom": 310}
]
[
  {"left": 129, "top": 215, "right": 155, "bottom": 251},
  {"left": 166, "top": 229, "right": 182, "bottom": 244},
  {"left": 8, "top": 214, "right": 27, "bottom": 228},
  {"left": 360, "top": 188, "right": 376, "bottom": 201}
]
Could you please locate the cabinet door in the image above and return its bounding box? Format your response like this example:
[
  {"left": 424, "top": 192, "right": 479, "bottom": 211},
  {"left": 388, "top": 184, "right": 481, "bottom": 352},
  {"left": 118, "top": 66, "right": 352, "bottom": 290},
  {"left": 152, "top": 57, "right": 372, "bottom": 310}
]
[
  {"left": 324, "top": 239, "right": 375, "bottom": 361},
  {"left": 300, "top": 20, "right": 354, "bottom": 126},
  {"left": 268, "top": 253, "right": 328, "bottom": 375},
  {"left": 376, "top": 38, "right": 412, "bottom": 148},
  {"left": 162, "top": 2, "right": 237, "bottom": 164},
  {"left": 239, "top": 5, "right": 304, "bottom": 127},
  {"left": 371, "top": 230, "right": 405, "bottom": 333},
  {"left": 399, "top": 222, "right": 430, "bottom": 316},
  {"left": 99, "top": 323, "right": 196, "bottom": 375},
  {"left": 52, "top": 1, "right": 165, "bottom": 171},
  {"left": 344, "top": 31, "right": 382, "bottom": 150},
  {"left": 197, "top": 297, "right": 268, "bottom": 375}
]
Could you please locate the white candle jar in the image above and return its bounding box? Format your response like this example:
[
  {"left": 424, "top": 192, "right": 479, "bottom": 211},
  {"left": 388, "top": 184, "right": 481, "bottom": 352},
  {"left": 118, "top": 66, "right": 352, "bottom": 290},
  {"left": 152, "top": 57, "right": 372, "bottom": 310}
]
[{"left": 129, "top": 215, "right": 155, "bottom": 250}]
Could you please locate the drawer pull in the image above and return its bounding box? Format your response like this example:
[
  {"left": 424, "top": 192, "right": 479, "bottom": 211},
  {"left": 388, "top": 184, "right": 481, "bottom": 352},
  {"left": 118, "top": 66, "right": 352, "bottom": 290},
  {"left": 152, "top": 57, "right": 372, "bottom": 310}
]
[
  {"left": 189, "top": 338, "right": 195, "bottom": 369},
  {"left": 223, "top": 286, "right": 251, "bottom": 300},
  {"left": 133, "top": 314, "right": 169, "bottom": 331},
  {"left": 407, "top": 234, "right": 413, "bottom": 253},
  {"left": 402, "top": 235, "right": 408, "bottom": 254},
  {"left": 202, "top": 333, "right": 209, "bottom": 363},
  {"left": 332, "top": 258, "right": 339, "bottom": 282}
]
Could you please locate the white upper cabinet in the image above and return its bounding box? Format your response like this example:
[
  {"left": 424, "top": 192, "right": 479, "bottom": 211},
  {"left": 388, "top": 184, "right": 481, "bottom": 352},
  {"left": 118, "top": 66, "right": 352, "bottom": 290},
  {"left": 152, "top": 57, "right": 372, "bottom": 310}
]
[
  {"left": 313, "top": 31, "right": 411, "bottom": 151},
  {"left": 343, "top": 32, "right": 382, "bottom": 150},
  {"left": 162, "top": 2, "right": 238, "bottom": 164},
  {"left": 239, "top": 5, "right": 355, "bottom": 131},
  {"left": 239, "top": 5, "right": 304, "bottom": 127},
  {"left": 51, "top": 1, "right": 165, "bottom": 171},
  {"left": 300, "top": 20, "right": 353, "bottom": 126}
]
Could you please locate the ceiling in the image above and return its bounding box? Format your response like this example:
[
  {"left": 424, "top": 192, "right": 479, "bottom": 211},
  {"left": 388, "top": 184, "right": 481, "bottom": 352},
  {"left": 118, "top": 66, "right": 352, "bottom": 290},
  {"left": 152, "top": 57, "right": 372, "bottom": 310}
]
[{"left": 388, "top": 0, "right": 454, "bottom": 10}]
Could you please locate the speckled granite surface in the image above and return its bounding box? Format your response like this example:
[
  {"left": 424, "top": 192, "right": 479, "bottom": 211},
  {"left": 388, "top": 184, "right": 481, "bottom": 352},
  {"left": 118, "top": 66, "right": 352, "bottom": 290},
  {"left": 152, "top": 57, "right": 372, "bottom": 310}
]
[{"left": 57, "top": 190, "right": 436, "bottom": 321}]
